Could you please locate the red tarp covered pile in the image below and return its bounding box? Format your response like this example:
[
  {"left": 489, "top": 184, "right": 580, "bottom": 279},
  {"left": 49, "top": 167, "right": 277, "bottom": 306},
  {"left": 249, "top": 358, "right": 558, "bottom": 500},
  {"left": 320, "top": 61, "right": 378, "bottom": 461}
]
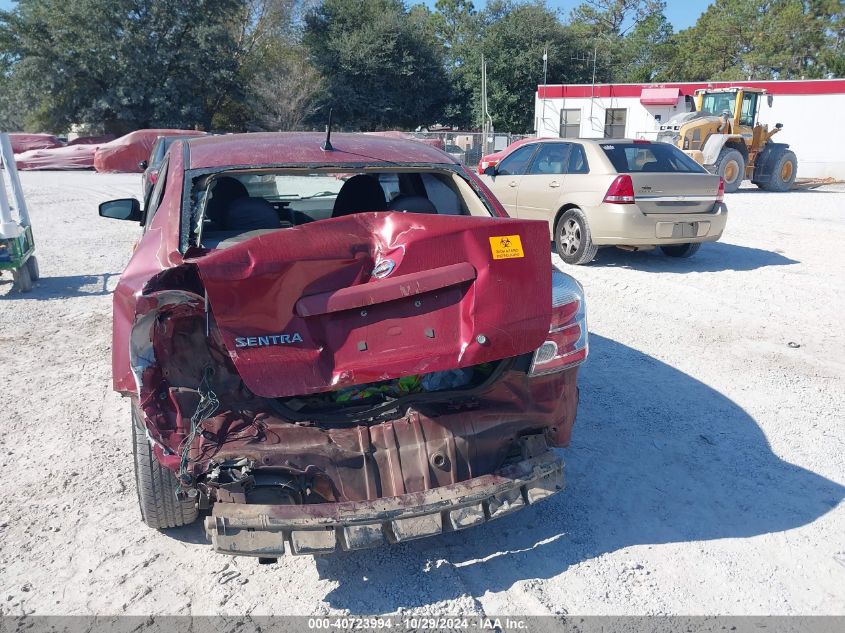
[
  {"left": 15, "top": 144, "right": 99, "bottom": 170},
  {"left": 9, "top": 133, "right": 63, "bottom": 154},
  {"left": 94, "top": 129, "right": 203, "bottom": 173}
]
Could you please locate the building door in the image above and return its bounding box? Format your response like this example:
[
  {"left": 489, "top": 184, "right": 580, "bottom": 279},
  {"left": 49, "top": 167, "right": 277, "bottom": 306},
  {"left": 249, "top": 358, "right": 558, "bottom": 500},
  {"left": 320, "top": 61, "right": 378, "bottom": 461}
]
[{"left": 604, "top": 108, "right": 627, "bottom": 138}]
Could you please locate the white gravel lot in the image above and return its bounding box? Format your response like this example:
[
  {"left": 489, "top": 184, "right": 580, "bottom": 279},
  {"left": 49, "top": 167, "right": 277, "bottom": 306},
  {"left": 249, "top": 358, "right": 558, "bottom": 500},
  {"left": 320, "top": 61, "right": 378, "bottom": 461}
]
[{"left": 0, "top": 171, "right": 843, "bottom": 616}]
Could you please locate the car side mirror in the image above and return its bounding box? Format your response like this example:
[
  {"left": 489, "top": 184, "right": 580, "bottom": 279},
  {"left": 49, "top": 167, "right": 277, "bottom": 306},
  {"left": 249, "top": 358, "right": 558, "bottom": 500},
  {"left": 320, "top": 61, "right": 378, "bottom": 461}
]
[
  {"left": 775, "top": 123, "right": 783, "bottom": 129},
  {"left": 99, "top": 198, "right": 142, "bottom": 222},
  {"left": 483, "top": 166, "right": 497, "bottom": 177},
  {"left": 138, "top": 160, "right": 148, "bottom": 170}
]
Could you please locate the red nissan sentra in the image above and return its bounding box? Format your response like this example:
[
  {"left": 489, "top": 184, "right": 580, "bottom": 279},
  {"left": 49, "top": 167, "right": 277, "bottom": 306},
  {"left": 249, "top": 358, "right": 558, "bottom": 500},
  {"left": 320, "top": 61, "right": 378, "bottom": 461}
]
[{"left": 99, "top": 132, "right": 588, "bottom": 560}]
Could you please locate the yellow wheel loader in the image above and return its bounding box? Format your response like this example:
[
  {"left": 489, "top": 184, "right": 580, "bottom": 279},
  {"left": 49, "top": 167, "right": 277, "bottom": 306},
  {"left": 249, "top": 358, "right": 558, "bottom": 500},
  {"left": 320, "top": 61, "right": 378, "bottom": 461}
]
[{"left": 657, "top": 87, "right": 797, "bottom": 193}]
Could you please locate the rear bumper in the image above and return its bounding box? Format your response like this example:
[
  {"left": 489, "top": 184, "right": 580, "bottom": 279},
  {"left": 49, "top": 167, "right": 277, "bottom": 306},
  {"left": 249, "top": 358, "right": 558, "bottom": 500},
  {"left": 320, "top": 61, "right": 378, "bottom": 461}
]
[
  {"left": 205, "top": 450, "right": 564, "bottom": 557},
  {"left": 589, "top": 202, "right": 728, "bottom": 246}
]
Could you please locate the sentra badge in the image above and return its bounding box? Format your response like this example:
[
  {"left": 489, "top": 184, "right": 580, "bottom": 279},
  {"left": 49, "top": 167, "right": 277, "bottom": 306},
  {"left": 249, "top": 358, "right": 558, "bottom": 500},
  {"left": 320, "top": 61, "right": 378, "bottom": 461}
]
[{"left": 235, "top": 333, "right": 303, "bottom": 348}]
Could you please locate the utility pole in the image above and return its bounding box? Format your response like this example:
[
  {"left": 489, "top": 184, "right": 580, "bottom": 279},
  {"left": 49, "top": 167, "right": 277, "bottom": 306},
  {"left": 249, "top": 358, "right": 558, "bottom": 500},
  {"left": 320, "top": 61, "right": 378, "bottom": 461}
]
[
  {"left": 481, "top": 55, "right": 493, "bottom": 156},
  {"left": 541, "top": 45, "right": 548, "bottom": 136}
]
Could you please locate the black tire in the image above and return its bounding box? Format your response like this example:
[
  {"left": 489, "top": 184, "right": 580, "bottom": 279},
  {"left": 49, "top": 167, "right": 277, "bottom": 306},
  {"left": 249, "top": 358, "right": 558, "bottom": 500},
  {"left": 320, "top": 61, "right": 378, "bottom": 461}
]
[
  {"left": 713, "top": 147, "right": 745, "bottom": 193},
  {"left": 661, "top": 243, "right": 701, "bottom": 258},
  {"left": 12, "top": 263, "right": 33, "bottom": 292},
  {"left": 555, "top": 208, "right": 598, "bottom": 265},
  {"left": 761, "top": 150, "right": 797, "bottom": 192},
  {"left": 132, "top": 404, "right": 198, "bottom": 529},
  {"left": 26, "top": 256, "right": 40, "bottom": 281}
]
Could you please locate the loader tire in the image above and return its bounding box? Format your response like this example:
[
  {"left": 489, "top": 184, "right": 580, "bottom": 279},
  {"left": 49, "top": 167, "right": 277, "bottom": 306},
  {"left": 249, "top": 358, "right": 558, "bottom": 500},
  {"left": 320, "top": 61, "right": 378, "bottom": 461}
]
[
  {"left": 714, "top": 148, "right": 745, "bottom": 193},
  {"left": 132, "top": 403, "right": 198, "bottom": 529},
  {"left": 12, "top": 263, "right": 33, "bottom": 292},
  {"left": 761, "top": 150, "right": 797, "bottom": 192}
]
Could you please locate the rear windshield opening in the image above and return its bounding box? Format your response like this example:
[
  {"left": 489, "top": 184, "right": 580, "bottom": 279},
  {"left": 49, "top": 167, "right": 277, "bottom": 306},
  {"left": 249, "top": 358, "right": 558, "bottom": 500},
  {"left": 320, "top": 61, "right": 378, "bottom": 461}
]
[
  {"left": 600, "top": 143, "right": 706, "bottom": 174},
  {"left": 192, "top": 168, "right": 485, "bottom": 249}
]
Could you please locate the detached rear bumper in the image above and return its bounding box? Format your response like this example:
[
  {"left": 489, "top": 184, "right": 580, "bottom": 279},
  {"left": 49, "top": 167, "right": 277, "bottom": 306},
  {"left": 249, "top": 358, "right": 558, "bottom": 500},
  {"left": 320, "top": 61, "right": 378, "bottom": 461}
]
[{"left": 205, "top": 450, "right": 564, "bottom": 557}]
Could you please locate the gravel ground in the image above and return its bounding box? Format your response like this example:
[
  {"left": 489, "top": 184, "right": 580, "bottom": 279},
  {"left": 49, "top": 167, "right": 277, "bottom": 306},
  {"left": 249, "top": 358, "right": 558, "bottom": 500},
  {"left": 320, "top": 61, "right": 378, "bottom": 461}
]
[{"left": 0, "top": 171, "right": 843, "bottom": 616}]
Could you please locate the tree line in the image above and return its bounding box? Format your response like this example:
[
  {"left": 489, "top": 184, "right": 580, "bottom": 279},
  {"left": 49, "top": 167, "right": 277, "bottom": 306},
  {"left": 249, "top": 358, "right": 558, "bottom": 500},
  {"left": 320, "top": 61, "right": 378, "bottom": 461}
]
[{"left": 0, "top": 0, "right": 842, "bottom": 135}]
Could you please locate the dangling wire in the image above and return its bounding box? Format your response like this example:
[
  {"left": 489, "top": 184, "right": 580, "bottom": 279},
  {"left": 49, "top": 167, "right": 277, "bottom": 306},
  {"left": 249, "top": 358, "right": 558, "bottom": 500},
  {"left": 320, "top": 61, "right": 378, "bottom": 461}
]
[{"left": 176, "top": 367, "right": 219, "bottom": 495}]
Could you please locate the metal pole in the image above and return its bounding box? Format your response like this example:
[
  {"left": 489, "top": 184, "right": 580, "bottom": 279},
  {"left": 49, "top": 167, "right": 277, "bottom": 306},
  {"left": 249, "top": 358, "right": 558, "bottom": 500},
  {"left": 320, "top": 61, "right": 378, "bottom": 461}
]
[
  {"left": 541, "top": 46, "right": 548, "bottom": 136},
  {"left": 0, "top": 134, "right": 30, "bottom": 228},
  {"left": 589, "top": 42, "right": 597, "bottom": 129}
]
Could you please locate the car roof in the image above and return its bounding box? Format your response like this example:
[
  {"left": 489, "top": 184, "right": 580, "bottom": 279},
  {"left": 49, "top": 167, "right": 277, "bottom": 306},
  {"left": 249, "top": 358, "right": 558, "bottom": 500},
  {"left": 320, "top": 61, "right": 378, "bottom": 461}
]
[
  {"left": 184, "top": 132, "right": 458, "bottom": 170},
  {"left": 525, "top": 138, "right": 645, "bottom": 145}
]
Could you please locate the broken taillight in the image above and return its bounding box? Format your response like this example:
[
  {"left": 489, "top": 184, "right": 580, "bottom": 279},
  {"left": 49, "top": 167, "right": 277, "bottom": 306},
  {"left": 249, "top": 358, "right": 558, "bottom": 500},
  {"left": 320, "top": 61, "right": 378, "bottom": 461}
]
[
  {"left": 529, "top": 271, "right": 588, "bottom": 376},
  {"left": 603, "top": 174, "right": 635, "bottom": 204}
]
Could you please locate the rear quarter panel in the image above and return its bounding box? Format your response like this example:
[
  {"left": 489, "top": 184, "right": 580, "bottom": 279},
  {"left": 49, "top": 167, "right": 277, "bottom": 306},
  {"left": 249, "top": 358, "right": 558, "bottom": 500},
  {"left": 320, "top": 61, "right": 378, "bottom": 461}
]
[{"left": 112, "top": 143, "right": 187, "bottom": 393}]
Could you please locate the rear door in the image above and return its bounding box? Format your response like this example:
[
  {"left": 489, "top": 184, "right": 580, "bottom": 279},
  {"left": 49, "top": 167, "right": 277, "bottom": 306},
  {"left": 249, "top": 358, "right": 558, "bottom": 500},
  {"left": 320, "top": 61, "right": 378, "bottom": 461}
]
[
  {"left": 515, "top": 142, "right": 570, "bottom": 221},
  {"left": 482, "top": 143, "right": 538, "bottom": 215},
  {"left": 599, "top": 142, "right": 721, "bottom": 214},
  {"left": 192, "top": 213, "right": 552, "bottom": 398}
]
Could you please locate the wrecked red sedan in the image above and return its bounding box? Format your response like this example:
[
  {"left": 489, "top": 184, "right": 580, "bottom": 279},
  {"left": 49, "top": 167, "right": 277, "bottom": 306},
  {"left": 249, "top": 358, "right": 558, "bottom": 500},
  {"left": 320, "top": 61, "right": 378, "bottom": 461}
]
[{"left": 100, "top": 132, "right": 587, "bottom": 559}]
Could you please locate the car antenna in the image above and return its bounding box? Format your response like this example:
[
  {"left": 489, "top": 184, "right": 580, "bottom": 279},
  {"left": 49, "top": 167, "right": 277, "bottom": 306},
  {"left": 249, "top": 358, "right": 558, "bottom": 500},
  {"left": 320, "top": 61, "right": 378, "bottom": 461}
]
[{"left": 321, "top": 108, "right": 334, "bottom": 151}]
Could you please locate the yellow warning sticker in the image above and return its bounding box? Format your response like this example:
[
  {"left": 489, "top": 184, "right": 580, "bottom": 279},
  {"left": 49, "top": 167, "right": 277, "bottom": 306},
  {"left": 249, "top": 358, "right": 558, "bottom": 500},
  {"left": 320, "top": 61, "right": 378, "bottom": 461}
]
[{"left": 489, "top": 235, "right": 524, "bottom": 260}]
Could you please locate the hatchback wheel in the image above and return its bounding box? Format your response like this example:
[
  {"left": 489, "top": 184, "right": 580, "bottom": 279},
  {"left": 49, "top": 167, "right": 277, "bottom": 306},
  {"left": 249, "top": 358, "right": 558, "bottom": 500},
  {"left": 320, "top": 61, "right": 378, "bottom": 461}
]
[
  {"left": 660, "top": 242, "right": 701, "bottom": 258},
  {"left": 555, "top": 208, "right": 597, "bottom": 265}
]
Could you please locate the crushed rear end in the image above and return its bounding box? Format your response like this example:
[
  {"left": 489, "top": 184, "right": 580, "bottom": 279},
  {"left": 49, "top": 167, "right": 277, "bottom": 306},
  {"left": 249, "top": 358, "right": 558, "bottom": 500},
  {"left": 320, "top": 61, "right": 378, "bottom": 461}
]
[{"left": 128, "top": 212, "right": 587, "bottom": 557}]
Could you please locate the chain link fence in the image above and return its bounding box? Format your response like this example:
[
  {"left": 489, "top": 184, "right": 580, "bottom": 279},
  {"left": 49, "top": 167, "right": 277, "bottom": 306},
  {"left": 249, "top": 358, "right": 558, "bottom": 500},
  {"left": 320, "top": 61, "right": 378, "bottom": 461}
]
[{"left": 405, "top": 131, "right": 533, "bottom": 169}]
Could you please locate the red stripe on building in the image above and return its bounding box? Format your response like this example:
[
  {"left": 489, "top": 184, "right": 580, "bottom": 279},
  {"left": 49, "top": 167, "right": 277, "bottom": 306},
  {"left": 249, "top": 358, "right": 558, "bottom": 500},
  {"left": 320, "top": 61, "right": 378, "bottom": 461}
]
[{"left": 538, "top": 79, "right": 845, "bottom": 99}]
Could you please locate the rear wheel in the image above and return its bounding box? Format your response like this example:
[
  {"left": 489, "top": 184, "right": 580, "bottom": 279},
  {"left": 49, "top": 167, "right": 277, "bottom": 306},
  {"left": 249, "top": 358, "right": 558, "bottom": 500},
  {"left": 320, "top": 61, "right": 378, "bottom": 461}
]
[
  {"left": 555, "top": 208, "right": 598, "bottom": 265},
  {"left": 132, "top": 404, "right": 198, "bottom": 529},
  {"left": 761, "top": 150, "right": 797, "bottom": 192},
  {"left": 714, "top": 147, "right": 745, "bottom": 193},
  {"left": 26, "top": 256, "right": 40, "bottom": 281},
  {"left": 661, "top": 243, "right": 701, "bottom": 258},
  {"left": 12, "top": 263, "right": 33, "bottom": 292}
]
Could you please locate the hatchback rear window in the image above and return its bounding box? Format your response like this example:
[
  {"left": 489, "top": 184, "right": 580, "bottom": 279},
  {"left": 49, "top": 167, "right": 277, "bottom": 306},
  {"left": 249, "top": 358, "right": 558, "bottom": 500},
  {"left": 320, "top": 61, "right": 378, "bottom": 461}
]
[{"left": 600, "top": 143, "right": 706, "bottom": 173}]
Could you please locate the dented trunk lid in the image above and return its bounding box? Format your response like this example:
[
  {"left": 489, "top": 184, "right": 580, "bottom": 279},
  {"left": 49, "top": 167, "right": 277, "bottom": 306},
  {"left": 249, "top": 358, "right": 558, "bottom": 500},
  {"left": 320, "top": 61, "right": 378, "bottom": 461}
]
[{"left": 191, "top": 212, "right": 551, "bottom": 398}]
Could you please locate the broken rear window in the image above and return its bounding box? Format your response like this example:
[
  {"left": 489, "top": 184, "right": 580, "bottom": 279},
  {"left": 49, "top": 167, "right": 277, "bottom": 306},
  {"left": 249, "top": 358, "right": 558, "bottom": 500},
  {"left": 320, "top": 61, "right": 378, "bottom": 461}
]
[{"left": 189, "top": 168, "right": 487, "bottom": 249}]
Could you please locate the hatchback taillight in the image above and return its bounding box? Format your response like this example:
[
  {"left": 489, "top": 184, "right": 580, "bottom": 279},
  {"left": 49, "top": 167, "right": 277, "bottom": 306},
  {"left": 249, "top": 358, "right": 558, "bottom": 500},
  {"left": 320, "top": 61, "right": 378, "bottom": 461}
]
[
  {"left": 529, "top": 271, "right": 588, "bottom": 376},
  {"left": 603, "top": 175, "right": 635, "bottom": 204},
  {"left": 716, "top": 177, "right": 725, "bottom": 202}
]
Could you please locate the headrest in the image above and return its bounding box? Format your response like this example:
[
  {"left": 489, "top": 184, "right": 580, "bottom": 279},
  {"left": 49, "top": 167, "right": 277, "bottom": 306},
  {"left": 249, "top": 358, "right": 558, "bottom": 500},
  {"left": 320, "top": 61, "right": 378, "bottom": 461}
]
[{"left": 387, "top": 194, "right": 437, "bottom": 214}]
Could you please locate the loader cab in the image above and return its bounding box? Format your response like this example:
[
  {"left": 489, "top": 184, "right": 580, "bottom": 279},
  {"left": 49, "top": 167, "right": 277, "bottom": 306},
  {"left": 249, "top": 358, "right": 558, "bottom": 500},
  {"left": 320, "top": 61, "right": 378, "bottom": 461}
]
[{"left": 695, "top": 88, "right": 768, "bottom": 135}]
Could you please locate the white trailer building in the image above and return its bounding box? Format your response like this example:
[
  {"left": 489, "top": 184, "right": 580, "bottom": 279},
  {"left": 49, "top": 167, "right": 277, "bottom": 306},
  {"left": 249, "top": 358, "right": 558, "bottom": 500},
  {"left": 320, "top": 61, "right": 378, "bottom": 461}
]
[{"left": 534, "top": 79, "right": 845, "bottom": 179}]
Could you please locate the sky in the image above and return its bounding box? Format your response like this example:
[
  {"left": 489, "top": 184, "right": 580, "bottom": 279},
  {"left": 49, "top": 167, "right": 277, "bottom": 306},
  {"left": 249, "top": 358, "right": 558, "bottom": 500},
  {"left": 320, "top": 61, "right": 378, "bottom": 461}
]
[{"left": 0, "top": 0, "right": 713, "bottom": 31}]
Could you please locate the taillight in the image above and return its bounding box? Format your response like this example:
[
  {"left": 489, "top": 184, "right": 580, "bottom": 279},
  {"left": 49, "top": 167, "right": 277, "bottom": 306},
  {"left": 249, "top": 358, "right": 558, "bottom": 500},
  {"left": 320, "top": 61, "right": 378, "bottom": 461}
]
[
  {"left": 716, "top": 177, "right": 725, "bottom": 202},
  {"left": 529, "top": 271, "right": 588, "bottom": 376},
  {"left": 603, "top": 175, "right": 635, "bottom": 204},
  {"left": 150, "top": 170, "right": 159, "bottom": 184}
]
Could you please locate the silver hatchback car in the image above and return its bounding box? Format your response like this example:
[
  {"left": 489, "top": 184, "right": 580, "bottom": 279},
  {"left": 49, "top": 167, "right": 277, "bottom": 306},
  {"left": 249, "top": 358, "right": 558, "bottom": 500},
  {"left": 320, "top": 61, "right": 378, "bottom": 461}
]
[{"left": 480, "top": 138, "right": 728, "bottom": 265}]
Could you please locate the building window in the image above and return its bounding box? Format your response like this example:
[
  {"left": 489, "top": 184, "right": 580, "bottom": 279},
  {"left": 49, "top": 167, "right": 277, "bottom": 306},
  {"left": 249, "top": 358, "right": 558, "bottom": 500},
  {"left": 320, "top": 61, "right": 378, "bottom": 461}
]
[
  {"left": 604, "top": 108, "right": 627, "bottom": 138},
  {"left": 560, "top": 109, "right": 581, "bottom": 138}
]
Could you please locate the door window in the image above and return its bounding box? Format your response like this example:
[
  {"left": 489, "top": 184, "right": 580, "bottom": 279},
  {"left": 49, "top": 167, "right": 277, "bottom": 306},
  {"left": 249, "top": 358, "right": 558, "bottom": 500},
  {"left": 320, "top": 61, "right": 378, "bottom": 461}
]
[
  {"left": 567, "top": 144, "right": 589, "bottom": 174},
  {"left": 527, "top": 143, "right": 569, "bottom": 175},
  {"left": 739, "top": 93, "right": 758, "bottom": 127},
  {"left": 604, "top": 108, "right": 627, "bottom": 138},
  {"left": 560, "top": 109, "right": 581, "bottom": 138},
  {"left": 144, "top": 155, "right": 169, "bottom": 231},
  {"left": 496, "top": 144, "right": 538, "bottom": 176}
]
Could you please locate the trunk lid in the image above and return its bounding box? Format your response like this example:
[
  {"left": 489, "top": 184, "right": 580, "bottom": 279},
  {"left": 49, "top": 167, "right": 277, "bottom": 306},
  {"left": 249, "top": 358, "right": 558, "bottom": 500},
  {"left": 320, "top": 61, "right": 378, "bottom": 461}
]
[
  {"left": 192, "top": 212, "right": 551, "bottom": 398},
  {"left": 631, "top": 172, "right": 721, "bottom": 214}
]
